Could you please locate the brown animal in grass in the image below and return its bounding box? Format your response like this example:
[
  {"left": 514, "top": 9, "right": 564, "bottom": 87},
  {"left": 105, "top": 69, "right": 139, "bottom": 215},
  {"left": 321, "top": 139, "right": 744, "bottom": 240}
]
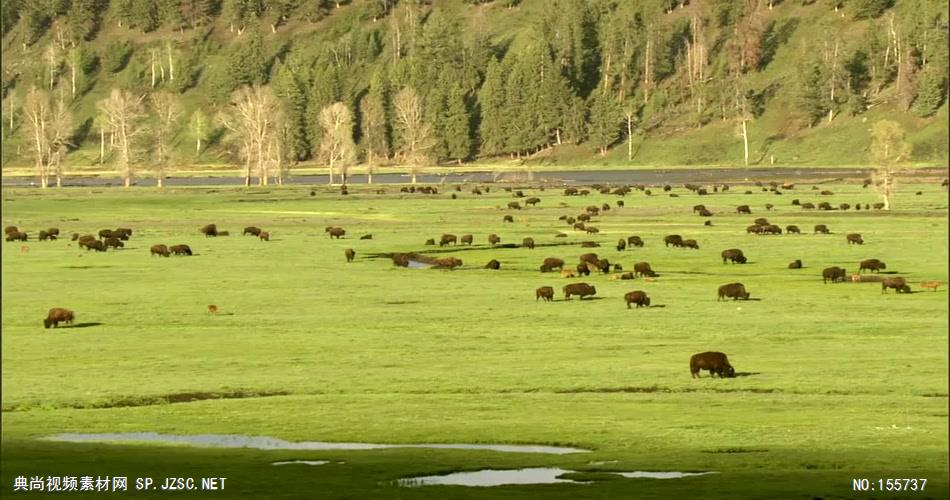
[
  {"left": 114, "top": 228, "right": 132, "bottom": 238},
  {"left": 579, "top": 253, "right": 599, "bottom": 264},
  {"left": 565, "top": 216, "right": 576, "bottom": 225},
  {"left": 664, "top": 234, "right": 683, "bottom": 247},
  {"left": 818, "top": 202, "right": 833, "bottom": 211},
  {"left": 425, "top": 238, "right": 436, "bottom": 245},
  {"left": 762, "top": 225, "right": 782, "bottom": 235},
  {"left": 627, "top": 236, "right": 643, "bottom": 247},
  {"left": 573, "top": 222, "right": 586, "bottom": 231},
  {"left": 440, "top": 234, "right": 458, "bottom": 246},
  {"left": 485, "top": 259, "right": 501, "bottom": 270},
  {"left": 522, "top": 237, "right": 535, "bottom": 249},
  {"left": 881, "top": 277, "right": 911, "bottom": 294},
  {"left": 541, "top": 257, "right": 565, "bottom": 272},
  {"left": 345, "top": 249, "right": 355, "bottom": 262},
  {"left": 39, "top": 230, "right": 54, "bottom": 241},
  {"left": 718, "top": 282, "right": 750, "bottom": 301},
  {"left": 801, "top": 202, "right": 816, "bottom": 209},
  {"left": 624, "top": 290, "right": 651, "bottom": 309},
  {"left": 786, "top": 225, "right": 801, "bottom": 234},
  {"left": 721, "top": 249, "right": 747, "bottom": 264},
  {"left": 577, "top": 213, "right": 591, "bottom": 222},
  {"left": 84, "top": 240, "right": 106, "bottom": 251},
  {"left": 634, "top": 262, "right": 657, "bottom": 278},
  {"left": 434, "top": 257, "right": 463, "bottom": 270},
  {"left": 507, "top": 201, "right": 522, "bottom": 210},
  {"left": 859, "top": 259, "right": 886, "bottom": 273},
  {"left": 765, "top": 203, "right": 774, "bottom": 210},
  {"left": 200, "top": 224, "right": 218, "bottom": 237},
  {"left": 503, "top": 215, "right": 515, "bottom": 223},
  {"left": 822, "top": 266, "right": 847, "bottom": 283},
  {"left": 736, "top": 205, "right": 752, "bottom": 214},
  {"left": 243, "top": 226, "right": 262, "bottom": 236},
  {"left": 563, "top": 282, "right": 597, "bottom": 300},
  {"left": 692, "top": 205, "right": 706, "bottom": 213},
  {"left": 392, "top": 253, "right": 410, "bottom": 267},
  {"left": 6, "top": 231, "right": 27, "bottom": 242},
  {"left": 873, "top": 202, "right": 885, "bottom": 209},
  {"left": 71, "top": 233, "right": 80, "bottom": 241},
  {"left": 103, "top": 237, "right": 124, "bottom": 249},
  {"left": 526, "top": 197, "right": 541, "bottom": 206},
  {"left": 575, "top": 262, "right": 591, "bottom": 276},
  {"left": 617, "top": 239, "right": 627, "bottom": 251},
  {"left": 585, "top": 226, "right": 600, "bottom": 234},
  {"left": 326, "top": 227, "right": 346, "bottom": 239},
  {"left": 754, "top": 218, "right": 770, "bottom": 226},
  {"left": 846, "top": 233, "right": 863, "bottom": 245},
  {"left": 98, "top": 229, "right": 114, "bottom": 239},
  {"left": 44, "top": 308, "right": 75, "bottom": 328},
  {"left": 690, "top": 352, "right": 736, "bottom": 378},
  {"left": 536, "top": 286, "right": 555, "bottom": 302},
  {"left": 682, "top": 239, "right": 699, "bottom": 249},
  {"left": 488, "top": 234, "right": 501, "bottom": 246},
  {"left": 47, "top": 227, "right": 61, "bottom": 236},
  {"left": 814, "top": 224, "right": 830, "bottom": 234},
  {"left": 617, "top": 200, "right": 625, "bottom": 207},
  {"left": 460, "top": 234, "right": 473, "bottom": 245},
  {"left": 746, "top": 225, "right": 763, "bottom": 234},
  {"left": 560, "top": 269, "right": 576, "bottom": 278},
  {"left": 77, "top": 235, "right": 96, "bottom": 248},
  {"left": 788, "top": 259, "right": 802, "bottom": 269},
  {"left": 920, "top": 281, "right": 941, "bottom": 292},
  {"left": 4, "top": 226, "right": 18, "bottom": 234},
  {"left": 150, "top": 244, "right": 171, "bottom": 257},
  {"left": 698, "top": 208, "right": 713, "bottom": 217},
  {"left": 259, "top": 232, "right": 270, "bottom": 241},
  {"left": 170, "top": 244, "right": 192, "bottom": 255},
  {"left": 839, "top": 203, "right": 851, "bottom": 210},
  {"left": 208, "top": 305, "right": 218, "bottom": 314},
  {"left": 586, "top": 205, "right": 600, "bottom": 215},
  {"left": 360, "top": 234, "right": 373, "bottom": 240}
]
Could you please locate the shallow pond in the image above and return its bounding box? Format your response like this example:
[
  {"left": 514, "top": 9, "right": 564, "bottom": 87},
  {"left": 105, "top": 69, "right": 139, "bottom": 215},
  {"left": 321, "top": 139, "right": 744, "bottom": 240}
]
[{"left": 397, "top": 468, "right": 718, "bottom": 487}]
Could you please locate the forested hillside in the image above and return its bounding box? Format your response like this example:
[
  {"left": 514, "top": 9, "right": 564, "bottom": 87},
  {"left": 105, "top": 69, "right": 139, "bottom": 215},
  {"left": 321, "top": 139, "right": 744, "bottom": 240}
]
[{"left": 1, "top": 0, "right": 947, "bottom": 185}]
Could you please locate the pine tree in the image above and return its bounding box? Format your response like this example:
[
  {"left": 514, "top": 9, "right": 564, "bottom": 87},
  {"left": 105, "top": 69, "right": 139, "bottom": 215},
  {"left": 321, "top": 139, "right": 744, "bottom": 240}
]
[
  {"left": 913, "top": 63, "right": 948, "bottom": 117},
  {"left": 477, "top": 58, "right": 507, "bottom": 156},
  {"left": 273, "top": 60, "right": 312, "bottom": 161},
  {"left": 796, "top": 56, "right": 827, "bottom": 126},
  {"left": 443, "top": 80, "right": 471, "bottom": 163},
  {"left": 587, "top": 88, "right": 621, "bottom": 155}
]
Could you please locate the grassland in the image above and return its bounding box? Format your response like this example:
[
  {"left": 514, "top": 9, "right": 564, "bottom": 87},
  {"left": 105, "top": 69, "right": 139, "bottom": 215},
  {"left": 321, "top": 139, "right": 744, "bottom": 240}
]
[{"left": 1, "top": 179, "right": 948, "bottom": 499}]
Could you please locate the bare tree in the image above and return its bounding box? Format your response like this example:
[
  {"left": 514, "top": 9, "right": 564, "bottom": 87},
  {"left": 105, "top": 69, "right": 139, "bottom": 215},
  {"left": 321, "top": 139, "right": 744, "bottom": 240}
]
[
  {"left": 190, "top": 109, "right": 207, "bottom": 157},
  {"left": 218, "top": 85, "right": 281, "bottom": 186},
  {"left": 870, "top": 120, "right": 912, "bottom": 210},
  {"left": 318, "top": 102, "right": 357, "bottom": 186},
  {"left": 393, "top": 87, "right": 435, "bottom": 184},
  {"left": 150, "top": 91, "right": 182, "bottom": 188},
  {"left": 98, "top": 89, "right": 147, "bottom": 187},
  {"left": 22, "top": 87, "right": 72, "bottom": 188},
  {"left": 359, "top": 94, "right": 388, "bottom": 184}
]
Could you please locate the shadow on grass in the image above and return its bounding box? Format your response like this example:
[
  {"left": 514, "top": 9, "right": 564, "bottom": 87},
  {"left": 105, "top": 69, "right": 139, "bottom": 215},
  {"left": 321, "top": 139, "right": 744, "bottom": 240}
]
[
  {"left": 733, "top": 372, "right": 761, "bottom": 378},
  {"left": 66, "top": 322, "right": 102, "bottom": 329}
]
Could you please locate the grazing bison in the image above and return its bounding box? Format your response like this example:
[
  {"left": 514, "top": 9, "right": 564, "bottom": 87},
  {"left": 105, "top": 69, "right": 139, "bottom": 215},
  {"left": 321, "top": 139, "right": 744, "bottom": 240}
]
[
  {"left": 4, "top": 226, "right": 18, "bottom": 235},
  {"left": 98, "top": 229, "right": 114, "bottom": 239},
  {"left": 392, "top": 253, "right": 410, "bottom": 267},
  {"left": 564, "top": 187, "right": 578, "bottom": 196},
  {"left": 746, "top": 225, "right": 763, "bottom": 234},
  {"left": 822, "top": 266, "right": 847, "bottom": 283},
  {"left": 84, "top": 240, "right": 106, "bottom": 252},
  {"left": 360, "top": 234, "right": 373, "bottom": 240},
  {"left": 563, "top": 282, "right": 597, "bottom": 300},
  {"left": 259, "top": 232, "right": 270, "bottom": 241},
  {"left": 801, "top": 202, "right": 816, "bottom": 209},
  {"left": 47, "top": 227, "right": 60, "bottom": 236},
  {"left": 440, "top": 234, "right": 458, "bottom": 246},
  {"left": 704, "top": 220, "right": 713, "bottom": 226},
  {"left": 873, "top": 202, "right": 885, "bottom": 210},
  {"left": 690, "top": 352, "right": 736, "bottom": 378},
  {"left": 585, "top": 226, "right": 600, "bottom": 234},
  {"left": 718, "top": 282, "right": 750, "bottom": 301},
  {"left": 765, "top": 203, "right": 774, "bottom": 211},
  {"left": 522, "top": 237, "right": 535, "bottom": 249},
  {"left": 617, "top": 239, "right": 627, "bottom": 251},
  {"left": 818, "top": 202, "right": 833, "bottom": 211},
  {"left": 627, "top": 236, "right": 644, "bottom": 247},
  {"left": 503, "top": 215, "right": 515, "bottom": 223},
  {"left": 71, "top": 233, "right": 80, "bottom": 241},
  {"left": 579, "top": 253, "right": 599, "bottom": 264},
  {"left": 814, "top": 224, "right": 830, "bottom": 234},
  {"left": 507, "top": 201, "right": 522, "bottom": 210},
  {"left": 565, "top": 216, "right": 576, "bottom": 225},
  {"left": 634, "top": 262, "right": 657, "bottom": 278},
  {"left": 698, "top": 208, "right": 713, "bottom": 217},
  {"left": 682, "top": 239, "right": 699, "bottom": 249},
  {"left": 577, "top": 213, "right": 591, "bottom": 222},
  {"left": 786, "top": 225, "right": 801, "bottom": 234},
  {"left": 112, "top": 228, "right": 131, "bottom": 238},
  {"left": 573, "top": 222, "right": 586, "bottom": 231},
  {"left": 243, "top": 226, "right": 262, "bottom": 236},
  {"left": 326, "top": 227, "right": 346, "bottom": 239},
  {"left": 721, "top": 249, "right": 747, "bottom": 264},
  {"left": 461, "top": 234, "right": 473, "bottom": 245},
  {"left": 881, "top": 277, "right": 911, "bottom": 294},
  {"left": 488, "top": 234, "right": 501, "bottom": 246},
  {"left": 624, "top": 290, "right": 651, "bottom": 309},
  {"left": 76, "top": 235, "right": 96, "bottom": 248},
  {"left": 601, "top": 203, "right": 611, "bottom": 212},
  {"left": 754, "top": 218, "right": 770, "bottom": 226},
  {"left": 839, "top": 203, "right": 851, "bottom": 210},
  {"left": 345, "top": 249, "right": 355, "bottom": 262},
  {"left": 692, "top": 204, "right": 706, "bottom": 213},
  {"left": 425, "top": 238, "right": 436, "bottom": 245},
  {"left": 170, "top": 244, "right": 193, "bottom": 256},
  {"left": 541, "top": 257, "right": 565, "bottom": 272},
  {"left": 200, "top": 224, "right": 218, "bottom": 237},
  {"left": 617, "top": 200, "right": 625, "bottom": 208},
  {"left": 857, "top": 259, "right": 886, "bottom": 273},
  {"left": 762, "top": 225, "right": 782, "bottom": 235},
  {"left": 788, "top": 259, "right": 802, "bottom": 269},
  {"left": 585, "top": 205, "right": 600, "bottom": 215},
  {"left": 736, "top": 205, "right": 752, "bottom": 214},
  {"left": 44, "top": 308, "right": 75, "bottom": 329},
  {"left": 536, "top": 286, "right": 555, "bottom": 301},
  {"left": 150, "top": 244, "right": 171, "bottom": 257},
  {"left": 575, "top": 262, "right": 591, "bottom": 276},
  {"left": 525, "top": 197, "right": 541, "bottom": 206},
  {"left": 664, "top": 234, "right": 683, "bottom": 247},
  {"left": 39, "top": 230, "right": 55, "bottom": 241},
  {"left": 103, "top": 237, "right": 124, "bottom": 249},
  {"left": 485, "top": 259, "right": 501, "bottom": 270},
  {"left": 434, "top": 257, "right": 463, "bottom": 270},
  {"left": 846, "top": 233, "right": 863, "bottom": 245}
]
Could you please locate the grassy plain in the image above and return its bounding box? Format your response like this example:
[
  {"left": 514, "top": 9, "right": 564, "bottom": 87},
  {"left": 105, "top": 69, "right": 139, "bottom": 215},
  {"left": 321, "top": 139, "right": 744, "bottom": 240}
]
[{"left": 1, "top": 180, "right": 948, "bottom": 499}]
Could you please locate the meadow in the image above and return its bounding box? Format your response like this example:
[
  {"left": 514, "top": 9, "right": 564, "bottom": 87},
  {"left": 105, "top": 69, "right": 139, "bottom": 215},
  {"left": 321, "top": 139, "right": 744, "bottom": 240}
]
[{"left": 1, "top": 178, "right": 948, "bottom": 499}]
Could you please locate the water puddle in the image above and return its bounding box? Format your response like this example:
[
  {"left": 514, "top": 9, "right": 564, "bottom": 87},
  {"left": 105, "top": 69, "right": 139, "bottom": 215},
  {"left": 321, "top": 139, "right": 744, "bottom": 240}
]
[
  {"left": 272, "top": 460, "right": 329, "bottom": 466},
  {"left": 397, "top": 468, "right": 717, "bottom": 487},
  {"left": 611, "top": 471, "right": 717, "bottom": 479},
  {"left": 42, "top": 433, "right": 588, "bottom": 455},
  {"left": 406, "top": 260, "right": 432, "bottom": 269}
]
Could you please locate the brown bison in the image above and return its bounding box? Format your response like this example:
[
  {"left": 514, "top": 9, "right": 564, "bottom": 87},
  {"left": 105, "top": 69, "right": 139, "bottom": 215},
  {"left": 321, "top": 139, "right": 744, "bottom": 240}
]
[
  {"left": 536, "top": 286, "right": 555, "bottom": 301},
  {"left": 818, "top": 202, "right": 833, "bottom": 211},
  {"left": 586, "top": 205, "right": 600, "bottom": 215},
  {"left": 84, "top": 240, "right": 106, "bottom": 252},
  {"left": 839, "top": 203, "right": 851, "bottom": 210},
  {"left": 585, "top": 226, "right": 600, "bottom": 234},
  {"left": 39, "top": 230, "right": 56, "bottom": 241},
  {"left": 200, "top": 224, "right": 218, "bottom": 237},
  {"left": 525, "top": 197, "right": 541, "bottom": 206},
  {"left": 44, "top": 308, "right": 75, "bottom": 329},
  {"left": 150, "top": 244, "right": 171, "bottom": 257},
  {"left": 690, "top": 352, "right": 736, "bottom": 378},
  {"left": 664, "top": 235, "right": 683, "bottom": 247},
  {"left": 786, "top": 225, "right": 801, "bottom": 234},
  {"left": 698, "top": 208, "right": 713, "bottom": 217},
  {"left": 881, "top": 277, "right": 911, "bottom": 294},
  {"left": 6, "top": 231, "right": 27, "bottom": 242},
  {"left": 71, "top": 233, "right": 80, "bottom": 241},
  {"left": 485, "top": 259, "right": 501, "bottom": 270},
  {"left": 360, "top": 234, "right": 373, "bottom": 240},
  {"left": 170, "top": 244, "right": 193, "bottom": 256},
  {"left": 762, "top": 225, "right": 782, "bottom": 235},
  {"left": 503, "top": 215, "right": 515, "bottom": 223},
  {"left": 846, "top": 233, "right": 863, "bottom": 245},
  {"left": 858, "top": 259, "right": 886, "bottom": 273},
  {"left": 627, "top": 236, "right": 644, "bottom": 247},
  {"left": 718, "top": 282, "right": 750, "bottom": 301},
  {"left": 788, "top": 259, "right": 802, "bottom": 269},
  {"left": 617, "top": 239, "right": 627, "bottom": 251},
  {"left": 754, "top": 218, "right": 770, "bottom": 226},
  {"left": 541, "top": 257, "right": 565, "bottom": 272},
  {"left": 425, "top": 238, "right": 436, "bottom": 245},
  {"left": 114, "top": 228, "right": 132, "bottom": 238},
  {"left": 259, "top": 232, "right": 270, "bottom": 241},
  {"left": 577, "top": 213, "right": 591, "bottom": 222},
  {"left": 564, "top": 187, "right": 578, "bottom": 196},
  {"left": 563, "top": 282, "right": 597, "bottom": 300},
  {"left": 721, "top": 249, "right": 747, "bottom": 264},
  {"left": 575, "top": 262, "right": 591, "bottom": 276},
  {"left": 4, "top": 226, "right": 18, "bottom": 234},
  {"left": 601, "top": 203, "right": 611, "bottom": 211},
  {"left": 765, "top": 203, "right": 774, "bottom": 210},
  {"left": 460, "top": 234, "right": 473, "bottom": 245},
  {"left": 624, "top": 290, "right": 650, "bottom": 309},
  {"left": 746, "top": 225, "right": 763, "bottom": 234},
  {"left": 243, "top": 226, "right": 262, "bottom": 236},
  {"left": 507, "top": 201, "right": 522, "bottom": 210},
  {"left": 814, "top": 224, "right": 830, "bottom": 234},
  {"left": 634, "top": 262, "right": 657, "bottom": 278},
  {"left": 682, "top": 239, "right": 699, "bottom": 249},
  {"left": 522, "top": 237, "right": 535, "bottom": 249},
  {"left": 326, "top": 227, "right": 346, "bottom": 239},
  {"left": 573, "top": 222, "right": 586, "bottom": 231},
  {"left": 345, "top": 248, "right": 355, "bottom": 262},
  {"left": 103, "top": 237, "right": 124, "bottom": 249},
  {"left": 801, "top": 202, "right": 816, "bottom": 209},
  {"left": 736, "top": 205, "right": 752, "bottom": 214},
  {"left": 440, "top": 234, "right": 458, "bottom": 246},
  {"left": 822, "top": 266, "right": 847, "bottom": 284},
  {"left": 98, "top": 229, "right": 114, "bottom": 239},
  {"left": 434, "top": 257, "right": 463, "bottom": 270},
  {"left": 693, "top": 204, "right": 706, "bottom": 213},
  {"left": 579, "top": 253, "right": 599, "bottom": 264},
  {"left": 392, "top": 253, "right": 410, "bottom": 267},
  {"left": 488, "top": 234, "right": 501, "bottom": 246}
]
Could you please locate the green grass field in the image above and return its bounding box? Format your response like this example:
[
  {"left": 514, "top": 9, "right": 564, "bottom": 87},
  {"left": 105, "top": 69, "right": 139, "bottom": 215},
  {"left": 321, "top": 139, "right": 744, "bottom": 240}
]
[{"left": 1, "top": 180, "right": 947, "bottom": 499}]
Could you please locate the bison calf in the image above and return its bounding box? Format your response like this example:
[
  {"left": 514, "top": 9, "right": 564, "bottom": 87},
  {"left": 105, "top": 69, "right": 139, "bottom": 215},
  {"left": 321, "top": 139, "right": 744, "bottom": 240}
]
[{"left": 536, "top": 286, "right": 554, "bottom": 302}]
